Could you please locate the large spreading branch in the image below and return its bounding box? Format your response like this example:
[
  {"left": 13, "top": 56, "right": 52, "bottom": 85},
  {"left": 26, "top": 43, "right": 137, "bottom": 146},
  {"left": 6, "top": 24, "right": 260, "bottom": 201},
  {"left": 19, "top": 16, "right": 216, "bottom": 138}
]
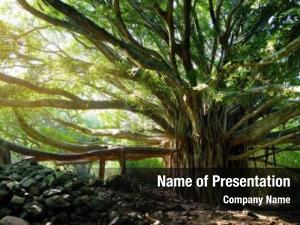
[
  {"left": 182, "top": 0, "right": 196, "bottom": 86},
  {"left": 16, "top": 0, "right": 84, "bottom": 35},
  {"left": 250, "top": 145, "right": 300, "bottom": 162},
  {"left": 52, "top": 117, "right": 164, "bottom": 145},
  {"left": 257, "top": 125, "right": 300, "bottom": 146},
  {"left": 231, "top": 35, "right": 300, "bottom": 69},
  {"left": 0, "top": 72, "right": 172, "bottom": 132},
  {"left": 227, "top": 99, "right": 277, "bottom": 137},
  {"left": 242, "top": 85, "right": 300, "bottom": 95},
  {"left": 166, "top": 0, "right": 179, "bottom": 78},
  {"left": 112, "top": 0, "right": 164, "bottom": 62},
  {"left": 102, "top": 67, "right": 178, "bottom": 117},
  {"left": 14, "top": 110, "right": 107, "bottom": 153},
  {"left": 20, "top": 0, "right": 171, "bottom": 74},
  {"left": 0, "top": 98, "right": 172, "bottom": 132},
  {"left": 229, "top": 131, "right": 300, "bottom": 161},
  {"left": 230, "top": 103, "right": 300, "bottom": 146},
  {"left": 0, "top": 138, "right": 173, "bottom": 162},
  {"left": 17, "top": 0, "right": 191, "bottom": 97},
  {"left": 0, "top": 73, "right": 81, "bottom": 101}
]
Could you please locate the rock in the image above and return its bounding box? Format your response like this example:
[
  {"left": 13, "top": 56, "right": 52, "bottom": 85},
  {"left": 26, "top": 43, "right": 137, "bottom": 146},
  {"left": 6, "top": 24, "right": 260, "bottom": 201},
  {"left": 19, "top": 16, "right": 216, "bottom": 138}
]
[
  {"left": 43, "top": 189, "right": 62, "bottom": 197},
  {"left": 128, "top": 212, "right": 142, "bottom": 219},
  {"left": 108, "top": 215, "right": 133, "bottom": 225},
  {"left": 2, "top": 160, "right": 262, "bottom": 225},
  {"left": 20, "top": 178, "right": 35, "bottom": 189},
  {"left": 108, "top": 215, "right": 120, "bottom": 225},
  {"left": 23, "top": 193, "right": 33, "bottom": 202},
  {"left": 6, "top": 181, "right": 20, "bottom": 191},
  {"left": 33, "top": 174, "right": 44, "bottom": 182},
  {"left": 106, "top": 175, "right": 133, "bottom": 193},
  {"left": 0, "top": 181, "right": 9, "bottom": 189},
  {"left": 63, "top": 182, "right": 73, "bottom": 192},
  {"left": 10, "top": 195, "right": 25, "bottom": 205},
  {"left": 23, "top": 202, "right": 43, "bottom": 216},
  {"left": 79, "top": 195, "right": 92, "bottom": 208},
  {"left": 64, "top": 180, "right": 84, "bottom": 192},
  {"left": 108, "top": 211, "right": 133, "bottom": 225},
  {"left": 109, "top": 211, "right": 120, "bottom": 225},
  {"left": 8, "top": 174, "right": 22, "bottom": 182},
  {"left": 45, "top": 195, "right": 70, "bottom": 209},
  {"left": 28, "top": 186, "right": 40, "bottom": 196},
  {"left": 0, "top": 208, "right": 11, "bottom": 218},
  {"left": 109, "top": 211, "right": 119, "bottom": 220},
  {"left": 0, "top": 216, "right": 29, "bottom": 225}
]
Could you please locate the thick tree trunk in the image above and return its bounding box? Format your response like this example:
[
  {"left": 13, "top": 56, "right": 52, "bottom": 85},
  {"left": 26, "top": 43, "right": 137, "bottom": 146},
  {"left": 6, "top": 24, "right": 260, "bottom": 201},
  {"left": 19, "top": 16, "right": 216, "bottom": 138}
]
[
  {"left": 169, "top": 95, "right": 248, "bottom": 203},
  {"left": 170, "top": 139, "right": 248, "bottom": 203}
]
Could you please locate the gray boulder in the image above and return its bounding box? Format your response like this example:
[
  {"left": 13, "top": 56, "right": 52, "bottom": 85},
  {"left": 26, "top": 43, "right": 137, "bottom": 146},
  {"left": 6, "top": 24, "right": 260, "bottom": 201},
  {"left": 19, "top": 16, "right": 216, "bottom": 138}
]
[
  {"left": 23, "top": 202, "right": 43, "bottom": 216},
  {"left": 0, "top": 216, "right": 29, "bottom": 225},
  {"left": 45, "top": 195, "right": 70, "bottom": 209}
]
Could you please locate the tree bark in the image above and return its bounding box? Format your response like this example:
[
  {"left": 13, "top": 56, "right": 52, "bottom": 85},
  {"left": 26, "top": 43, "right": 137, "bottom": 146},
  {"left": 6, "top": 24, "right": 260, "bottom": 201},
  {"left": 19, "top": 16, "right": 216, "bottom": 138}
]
[
  {"left": 169, "top": 95, "right": 249, "bottom": 203},
  {"left": 98, "top": 158, "right": 106, "bottom": 180}
]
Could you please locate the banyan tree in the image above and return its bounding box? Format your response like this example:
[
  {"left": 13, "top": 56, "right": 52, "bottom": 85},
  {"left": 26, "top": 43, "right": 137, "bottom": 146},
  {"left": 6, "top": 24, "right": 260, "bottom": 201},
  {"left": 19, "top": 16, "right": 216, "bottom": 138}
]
[{"left": 0, "top": 0, "right": 300, "bottom": 199}]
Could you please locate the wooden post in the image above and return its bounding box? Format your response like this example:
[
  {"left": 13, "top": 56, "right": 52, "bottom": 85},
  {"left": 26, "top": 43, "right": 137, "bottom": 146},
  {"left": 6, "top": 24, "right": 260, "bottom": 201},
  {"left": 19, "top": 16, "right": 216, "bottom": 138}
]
[
  {"left": 98, "top": 158, "right": 106, "bottom": 180},
  {"left": 163, "top": 155, "right": 171, "bottom": 168},
  {"left": 119, "top": 151, "right": 126, "bottom": 177},
  {"left": 272, "top": 145, "right": 276, "bottom": 166},
  {"left": 265, "top": 147, "right": 269, "bottom": 168},
  {"left": 0, "top": 148, "right": 11, "bottom": 166}
]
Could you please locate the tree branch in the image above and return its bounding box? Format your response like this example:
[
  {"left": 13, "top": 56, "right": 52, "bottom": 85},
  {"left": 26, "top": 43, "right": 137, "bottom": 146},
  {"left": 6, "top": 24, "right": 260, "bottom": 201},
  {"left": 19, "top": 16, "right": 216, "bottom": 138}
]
[
  {"left": 192, "top": 6, "right": 209, "bottom": 76},
  {"left": 243, "top": 84, "right": 300, "bottom": 95},
  {"left": 0, "top": 138, "right": 173, "bottom": 162},
  {"left": 230, "top": 103, "right": 300, "bottom": 146},
  {"left": 113, "top": 0, "right": 164, "bottom": 61},
  {"left": 227, "top": 99, "right": 276, "bottom": 137},
  {"left": 250, "top": 145, "right": 300, "bottom": 161},
  {"left": 52, "top": 117, "right": 164, "bottom": 145},
  {"left": 231, "top": 35, "right": 300, "bottom": 68},
  {"left": 166, "top": 0, "right": 179, "bottom": 77},
  {"left": 229, "top": 131, "right": 300, "bottom": 161},
  {"left": 182, "top": 0, "right": 196, "bottom": 86},
  {"left": 259, "top": 131, "right": 300, "bottom": 148},
  {"left": 14, "top": 110, "right": 107, "bottom": 153},
  {"left": 16, "top": 0, "right": 84, "bottom": 34},
  {"left": 257, "top": 125, "right": 300, "bottom": 146},
  {"left": 208, "top": 0, "right": 220, "bottom": 34},
  {"left": 43, "top": 0, "right": 170, "bottom": 73},
  {"left": 0, "top": 73, "right": 82, "bottom": 101},
  {"left": 0, "top": 97, "right": 173, "bottom": 132}
]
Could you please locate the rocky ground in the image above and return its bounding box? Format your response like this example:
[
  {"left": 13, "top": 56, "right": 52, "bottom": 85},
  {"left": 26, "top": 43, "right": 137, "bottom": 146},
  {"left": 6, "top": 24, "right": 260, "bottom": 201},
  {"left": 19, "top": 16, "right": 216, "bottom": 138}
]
[{"left": 0, "top": 161, "right": 299, "bottom": 225}]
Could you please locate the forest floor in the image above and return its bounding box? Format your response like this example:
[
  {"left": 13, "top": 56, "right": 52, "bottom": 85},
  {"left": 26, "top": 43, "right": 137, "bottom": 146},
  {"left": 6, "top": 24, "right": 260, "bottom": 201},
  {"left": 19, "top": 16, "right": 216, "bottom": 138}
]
[{"left": 0, "top": 161, "right": 299, "bottom": 225}]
